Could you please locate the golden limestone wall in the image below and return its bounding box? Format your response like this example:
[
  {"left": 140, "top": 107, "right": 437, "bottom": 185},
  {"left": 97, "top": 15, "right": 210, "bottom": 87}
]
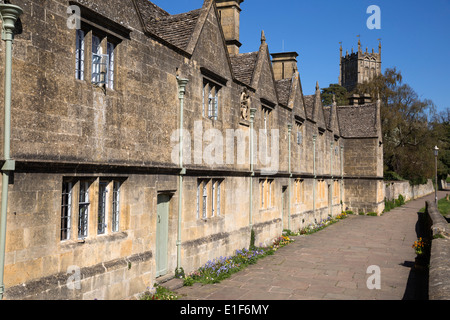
[{"left": 0, "top": 0, "right": 382, "bottom": 299}]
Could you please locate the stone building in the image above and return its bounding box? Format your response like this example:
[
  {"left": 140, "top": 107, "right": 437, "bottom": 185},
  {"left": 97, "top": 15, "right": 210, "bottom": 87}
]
[
  {"left": 339, "top": 39, "right": 382, "bottom": 92},
  {"left": 0, "top": 0, "right": 384, "bottom": 300}
]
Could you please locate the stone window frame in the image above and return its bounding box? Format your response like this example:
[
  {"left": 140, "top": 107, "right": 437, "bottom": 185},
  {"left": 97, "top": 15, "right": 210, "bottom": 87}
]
[
  {"left": 261, "top": 101, "right": 275, "bottom": 159},
  {"left": 200, "top": 67, "right": 228, "bottom": 121},
  {"left": 75, "top": 29, "right": 85, "bottom": 81},
  {"left": 333, "top": 180, "right": 340, "bottom": 199},
  {"left": 61, "top": 181, "right": 73, "bottom": 241},
  {"left": 317, "top": 180, "right": 327, "bottom": 201},
  {"left": 197, "top": 178, "right": 224, "bottom": 220},
  {"left": 60, "top": 178, "right": 125, "bottom": 243},
  {"left": 70, "top": 2, "right": 131, "bottom": 90},
  {"left": 212, "top": 179, "right": 223, "bottom": 217},
  {"left": 106, "top": 41, "right": 116, "bottom": 90},
  {"left": 78, "top": 180, "right": 91, "bottom": 239},
  {"left": 293, "top": 178, "right": 304, "bottom": 204},
  {"left": 202, "top": 79, "right": 221, "bottom": 120},
  {"left": 111, "top": 181, "right": 121, "bottom": 232},
  {"left": 89, "top": 32, "right": 118, "bottom": 89},
  {"left": 260, "top": 178, "right": 275, "bottom": 210},
  {"left": 97, "top": 180, "right": 108, "bottom": 235},
  {"left": 97, "top": 179, "right": 123, "bottom": 235}
]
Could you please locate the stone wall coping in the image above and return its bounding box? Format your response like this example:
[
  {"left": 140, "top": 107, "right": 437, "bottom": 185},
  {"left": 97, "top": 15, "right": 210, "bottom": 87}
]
[
  {"left": 426, "top": 201, "right": 450, "bottom": 239},
  {"left": 426, "top": 201, "right": 450, "bottom": 300}
]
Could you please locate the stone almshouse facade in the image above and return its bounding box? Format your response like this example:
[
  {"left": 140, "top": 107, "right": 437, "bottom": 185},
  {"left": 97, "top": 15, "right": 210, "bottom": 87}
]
[{"left": 0, "top": 0, "right": 384, "bottom": 299}]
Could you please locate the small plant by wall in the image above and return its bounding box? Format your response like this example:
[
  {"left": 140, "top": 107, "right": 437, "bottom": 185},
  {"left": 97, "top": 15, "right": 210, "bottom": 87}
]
[
  {"left": 250, "top": 228, "right": 256, "bottom": 249},
  {"left": 183, "top": 235, "right": 294, "bottom": 286},
  {"left": 412, "top": 237, "right": 430, "bottom": 271},
  {"left": 383, "top": 194, "right": 406, "bottom": 213},
  {"left": 297, "top": 212, "right": 348, "bottom": 235},
  {"left": 140, "top": 285, "right": 179, "bottom": 300}
]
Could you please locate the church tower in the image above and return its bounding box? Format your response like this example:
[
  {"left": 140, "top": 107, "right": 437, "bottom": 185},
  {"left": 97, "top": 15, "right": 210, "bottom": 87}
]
[{"left": 339, "top": 39, "right": 382, "bottom": 92}]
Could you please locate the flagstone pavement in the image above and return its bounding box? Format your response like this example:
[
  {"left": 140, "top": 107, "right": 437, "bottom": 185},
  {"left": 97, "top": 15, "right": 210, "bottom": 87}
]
[{"left": 175, "top": 190, "right": 447, "bottom": 300}]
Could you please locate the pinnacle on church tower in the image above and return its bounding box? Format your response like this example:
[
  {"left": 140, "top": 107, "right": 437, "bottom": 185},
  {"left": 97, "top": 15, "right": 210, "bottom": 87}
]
[{"left": 339, "top": 39, "right": 382, "bottom": 92}]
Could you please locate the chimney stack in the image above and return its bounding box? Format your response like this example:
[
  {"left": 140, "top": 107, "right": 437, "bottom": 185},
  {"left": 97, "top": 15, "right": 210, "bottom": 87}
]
[
  {"left": 271, "top": 52, "right": 299, "bottom": 80},
  {"left": 215, "top": 0, "right": 244, "bottom": 55},
  {"left": 349, "top": 93, "right": 372, "bottom": 106}
]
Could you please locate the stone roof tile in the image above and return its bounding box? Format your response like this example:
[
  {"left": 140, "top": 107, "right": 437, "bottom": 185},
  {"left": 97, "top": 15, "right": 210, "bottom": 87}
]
[
  {"left": 151, "top": 9, "right": 202, "bottom": 51},
  {"left": 337, "top": 103, "right": 378, "bottom": 138},
  {"left": 275, "top": 78, "right": 292, "bottom": 106},
  {"left": 135, "top": 0, "right": 202, "bottom": 51},
  {"left": 304, "top": 95, "right": 315, "bottom": 119},
  {"left": 135, "top": 0, "right": 170, "bottom": 20},
  {"left": 230, "top": 52, "right": 259, "bottom": 86},
  {"left": 323, "top": 106, "right": 331, "bottom": 129}
]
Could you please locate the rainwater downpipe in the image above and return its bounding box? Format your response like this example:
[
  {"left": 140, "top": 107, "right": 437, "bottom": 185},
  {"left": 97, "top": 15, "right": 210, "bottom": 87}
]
[
  {"left": 249, "top": 108, "right": 256, "bottom": 232},
  {"left": 330, "top": 141, "right": 334, "bottom": 216},
  {"left": 312, "top": 135, "right": 317, "bottom": 216},
  {"left": 0, "top": 4, "right": 22, "bottom": 300},
  {"left": 176, "top": 77, "right": 188, "bottom": 275},
  {"left": 287, "top": 124, "right": 292, "bottom": 231},
  {"left": 340, "top": 146, "right": 344, "bottom": 212}
]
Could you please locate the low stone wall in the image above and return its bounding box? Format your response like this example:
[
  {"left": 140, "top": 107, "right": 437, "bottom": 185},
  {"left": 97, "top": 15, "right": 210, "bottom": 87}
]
[
  {"left": 385, "top": 180, "right": 434, "bottom": 202},
  {"left": 425, "top": 201, "right": 450, "bottom": 300}
]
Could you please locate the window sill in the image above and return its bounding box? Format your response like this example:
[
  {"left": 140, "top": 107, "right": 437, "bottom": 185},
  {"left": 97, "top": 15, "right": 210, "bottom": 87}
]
[
  {"left": 203, "top": 116, "right": 222, "bottom": 123},
  {"left": 59, "top": 232, "right": 128, "bottom": 248},
  {"left": 198, "top": 215, "right": 224, "bottom": 223},
  {"left": 259, "top": 206, "right": 276, "bottom": 212}
]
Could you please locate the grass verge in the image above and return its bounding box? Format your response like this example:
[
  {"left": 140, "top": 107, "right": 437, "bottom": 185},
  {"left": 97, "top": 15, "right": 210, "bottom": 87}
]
[{"left": 419, "top": 197, "right": 450, "bottom": 216}]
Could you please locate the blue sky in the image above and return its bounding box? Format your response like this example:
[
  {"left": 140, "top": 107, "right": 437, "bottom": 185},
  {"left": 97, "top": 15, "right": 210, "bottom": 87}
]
[{"left": 151, "top": 0, "right": 450, "bottom": 114}]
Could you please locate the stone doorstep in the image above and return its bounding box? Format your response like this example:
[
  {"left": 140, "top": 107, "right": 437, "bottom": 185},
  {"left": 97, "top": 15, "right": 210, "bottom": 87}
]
[{"left": 155, "top": 274, "right": 184, "bottom": 292}]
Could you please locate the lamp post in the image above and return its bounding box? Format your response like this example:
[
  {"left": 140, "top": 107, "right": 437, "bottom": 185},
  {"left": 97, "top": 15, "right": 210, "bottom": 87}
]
[{"left": 434, "top": 146, "right": 439, "bottom": 204}]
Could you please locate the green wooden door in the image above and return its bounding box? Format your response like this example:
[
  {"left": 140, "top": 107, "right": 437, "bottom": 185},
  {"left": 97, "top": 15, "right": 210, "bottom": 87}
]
[
  {"left": 156, "top": 194, "right": 170, "bottom": 278},
  {"left": 282, "top": 186, "right": 288, "bottom": 230}
]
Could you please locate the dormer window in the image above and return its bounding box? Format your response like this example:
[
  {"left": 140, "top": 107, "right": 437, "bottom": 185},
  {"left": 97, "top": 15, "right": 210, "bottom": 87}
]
[
  {"left": 75, "top": 29, "right": 85, "bottom": 80},
  {"left": 261, "top": 104, "right": 273, "bottom": 156},
  {"left": 107, "top": 42, "right": 115, "bottom": 89},
  {"left": 91, "top": 35, "right": 104, "bottom": 84},
  {"left": 202, "top": 80, "right": 220, "bottom": 120},
  {"left": 90, "top": 35, "right": 116, "bottom": 89},
  {"left": 200, "top": 67, "right": 228, "bottom": 121},
  {"left": 70, "top": 2, "right": 131, "bottom": 90}
]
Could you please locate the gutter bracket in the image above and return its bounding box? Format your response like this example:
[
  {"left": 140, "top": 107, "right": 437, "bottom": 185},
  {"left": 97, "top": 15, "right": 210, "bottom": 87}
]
[{"left": 2, "top": 159, "right": 15, "bottom": 172}]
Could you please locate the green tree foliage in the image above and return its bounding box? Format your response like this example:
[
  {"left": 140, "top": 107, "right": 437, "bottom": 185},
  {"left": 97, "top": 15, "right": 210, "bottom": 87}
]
[
  {"left": 356, "top": 68, "right": 438, "bottom": 183},
  {"left": 321, "top": 84, "right": 349, "bottom": 106},
  {"left": 431, "top": 107, "right": 450, "bottom": 179}
]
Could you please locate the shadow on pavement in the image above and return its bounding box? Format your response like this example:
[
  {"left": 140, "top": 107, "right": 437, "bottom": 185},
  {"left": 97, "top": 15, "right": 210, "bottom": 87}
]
[
  {"left": 401, "top": 211, "right": 430, "bottom": 300},
  {"left": 401, "top": 260, "right": 428, "bottom": 300}
]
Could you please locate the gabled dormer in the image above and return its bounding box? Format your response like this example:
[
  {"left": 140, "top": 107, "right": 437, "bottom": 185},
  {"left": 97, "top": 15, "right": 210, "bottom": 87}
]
[
  {"left": 314, "top": 82, "right": 327, "bottom": 133},
  {"left": 271, "top": 51, "right": 307, "bottom": 121},
  {"left": 250, "top": 31, "right": 278, "bottom": 107},
  {"left": 324, "top": 96, "right": 341, "bottom": 140}
]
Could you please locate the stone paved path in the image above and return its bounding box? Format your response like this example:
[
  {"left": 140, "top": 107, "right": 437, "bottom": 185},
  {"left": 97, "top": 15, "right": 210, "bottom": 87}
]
[{"left": 176, "top": 191, "right": 446, "bottom": 300}]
